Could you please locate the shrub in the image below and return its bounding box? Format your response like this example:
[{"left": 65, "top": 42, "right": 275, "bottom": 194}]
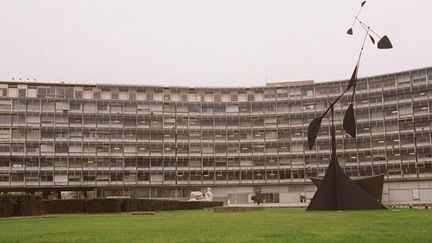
[
  {"left": 187, "top": 201, "right": 201, "bottom": 210},
  {"left": 1, "top": 196, "right": 224, "bottom": 217},
  {"left": 121, "top": 199, "right": 221, "bottom": 212},
  {"left": 163, "top": 199, "right": 180, "bottom": 211},
  {"left": 84, "top": 199, "right": 123, "bottom": 213},
  {"left": 136, "top": 199, "right": 159, "bottom": 211},
  {"left": 0, "top": 195, "right": 16, "bottom": 218},
  {"left": 42, "top": 199, "right": 85, "bottom": 214},
  {"left": 122, "top": 198, "right": 138, "bottom": 212},
  {"left": 178, "top": 201, "right": 191, "bottom": 210},
  {"left": 0, "top": 194, "right": 42, "bottom": 217},
  {"left": 122, "top": 199, "right": 176, "bottom": 212},
  {"left": 14, "top": 195, "right": 42, "bottom": 216}
]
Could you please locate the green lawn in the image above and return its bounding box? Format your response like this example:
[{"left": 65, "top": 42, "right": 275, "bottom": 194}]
[{"left": 0, "top": 208, "right": 431, "bottom": 243}]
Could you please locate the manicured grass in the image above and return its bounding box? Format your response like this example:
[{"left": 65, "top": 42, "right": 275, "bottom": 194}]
[{"left": 0, "top": 208, "right": 431, "bottom": 243}]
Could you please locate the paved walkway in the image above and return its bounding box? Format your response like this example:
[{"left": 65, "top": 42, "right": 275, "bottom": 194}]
[{"left": 0, "top": 215, "right": 58, "bottom": 220}]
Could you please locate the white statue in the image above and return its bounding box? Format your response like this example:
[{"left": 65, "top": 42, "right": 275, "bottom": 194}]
[
  {"left": 204, "top": 187, "right": 213, "bottom": 201},
  {"left": 188, "top": 191, "right": 205, "bottom": 201},
  {"left": 188, "top": 187, "right": 213, "bottom": 201}
]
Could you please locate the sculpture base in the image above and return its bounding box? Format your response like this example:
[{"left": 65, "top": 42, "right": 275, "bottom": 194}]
[
  {"left": 307, "top": 154, "right": 386, "bottom": 211},
  {"left": 310, "top": 174, "right": 385, "bottom": 202}
]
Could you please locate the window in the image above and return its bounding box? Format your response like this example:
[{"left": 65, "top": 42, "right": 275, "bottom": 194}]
[
  {"left": 93, "top": 91, "right": 101, "bottom": 99},
  {"left": 262, "top": 193, "right": 280, "bottom": 203},
  {"left": 214, "top": 94, "right": 221, "bottom": 102},
  {"left": 110, "top": 104, "right": 123, "bottom": 113},
  {"left": 289, "top": 88, "right": 301, "bottom": 97},
  {"left": 111, "top": 91, "right": 119, "bottom": 100},
  {"left": 18, "top": 89, "right": 26, "bottom": 98},
  {"left": 147, "top": 92, "right": 153, "bottom": 101},
  {"left": 0, "top": 101, "right": 11, "bottom": 111},
  {"left": 0, "top": 88, "right": 7, "bottom": 97},
  {"left": 129, "top": 92, "right": 136, "bottom": 100},
  {"left": 247, "top": 94, "right": 255, "bottom": 101},
  {"left": 97, "top": 103, "right": 107, "bottom": 112},
  {"left": 231, "top": 94, "right": 238, "bottom": 102},
  {"left": 83, "top": 103, "right": 97, "bottom": 112},
  {"left": 74, "top": 90, "right": 83, "bottom": 99},
  {"left": 56, "top": 87, "right": 69, "bottom": 98},
  {"left": 37, "top": 87, "right": 47, "bottom": 98},
  {"left": 70, "top": 102, "right": 81, "bottom": 111}
]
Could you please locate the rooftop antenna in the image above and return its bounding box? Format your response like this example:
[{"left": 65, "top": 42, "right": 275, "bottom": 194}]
[{"left": 265, "top": 69, "right": 269, "bottom": 84}]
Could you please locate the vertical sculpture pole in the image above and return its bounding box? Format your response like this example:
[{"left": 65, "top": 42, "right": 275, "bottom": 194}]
[{"left": 306, "top": 1, "right": 392, "bottom": 210}]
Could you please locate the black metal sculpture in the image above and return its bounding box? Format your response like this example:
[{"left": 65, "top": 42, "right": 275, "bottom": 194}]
[
  {"left": 310, "top": 174, "right": 385, "bottom": 202},
  {"left": 306, "top": 1, "right": 392, "bottom": 211},
  {"left": 251, "top": 191, "right": 264, "bottom": 205}
]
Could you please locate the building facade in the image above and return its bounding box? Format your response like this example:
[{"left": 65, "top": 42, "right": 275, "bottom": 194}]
[{"left": 1, "top": 67, "right": 432, "bottom": 205}]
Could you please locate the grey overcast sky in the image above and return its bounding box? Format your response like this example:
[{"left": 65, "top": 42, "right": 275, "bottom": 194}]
[{"left": 0, "top": 0, "right": 431, "bottom": 87}]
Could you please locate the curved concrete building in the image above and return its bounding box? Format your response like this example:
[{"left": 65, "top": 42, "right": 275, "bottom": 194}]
[{"left": 1, "top": 66, "right": 431, "bottom": 205}]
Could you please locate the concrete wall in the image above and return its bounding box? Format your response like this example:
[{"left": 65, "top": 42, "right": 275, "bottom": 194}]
[
  {"left": 383, "top": 180, "right": 432, "bottom": 205},
  {"left": 210, "top": 180, "right": 432, "bottom": 205}
]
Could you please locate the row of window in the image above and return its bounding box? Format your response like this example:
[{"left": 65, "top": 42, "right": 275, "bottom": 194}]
[
  {"left": 0, "top": 145, "right": 430, "bottom": 166},
  {"left": 1, "top": 68, "right": 431, "bottom": 102},
  {"left": 0, "top": 96, "right": 429, "bottom": 119},
  {"left": 0, "top": 138, "right": 429, "bottom": 152},
  {"left": 1, "top": 163, "right": 430, "bottom": 183}
]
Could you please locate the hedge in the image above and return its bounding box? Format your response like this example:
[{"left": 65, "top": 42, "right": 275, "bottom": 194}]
[
  {"left": 0, "top": 195, "right": 16, "bottom": 218},
  {"left": 42, "top": 199, "right": 85, "bottom": 214},
  {"left": 42, "top": 198, "right": 223, "bottom": 215},
  {"left": 0, "top": 195, "right": 42, "bottom": 218},
  {"left": 84, "top": 199, "right": 123, "bottom": 213},
  {"left": 1, "top": 196, "right": 223, "bottom": 217},
  {"left": 122, "top": 199, "right": 222, "bottom": 212},
  {"left": 15, "top": 195, "right": 42, "bottom": 216},
  {"left": 123, "top": 198, "right": 179, "bottom": 211}
]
